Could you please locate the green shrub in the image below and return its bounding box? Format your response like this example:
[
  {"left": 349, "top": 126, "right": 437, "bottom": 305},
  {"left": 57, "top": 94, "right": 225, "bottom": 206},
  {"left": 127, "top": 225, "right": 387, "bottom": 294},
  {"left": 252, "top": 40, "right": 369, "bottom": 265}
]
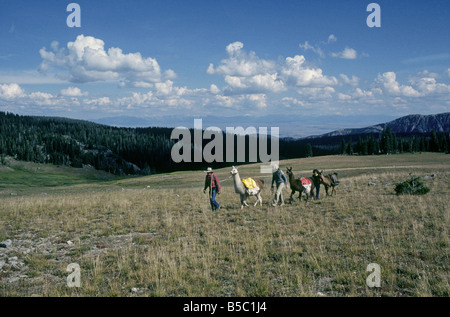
[{"left": 395, "top": 174, "right": 430, "bottom": 195}]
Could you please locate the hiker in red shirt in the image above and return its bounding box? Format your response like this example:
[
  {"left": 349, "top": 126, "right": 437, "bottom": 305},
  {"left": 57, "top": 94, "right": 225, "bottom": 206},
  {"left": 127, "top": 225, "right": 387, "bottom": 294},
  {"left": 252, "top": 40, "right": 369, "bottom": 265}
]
[{"left": 203, "top": 167, "right": 221, "bottom": 212}]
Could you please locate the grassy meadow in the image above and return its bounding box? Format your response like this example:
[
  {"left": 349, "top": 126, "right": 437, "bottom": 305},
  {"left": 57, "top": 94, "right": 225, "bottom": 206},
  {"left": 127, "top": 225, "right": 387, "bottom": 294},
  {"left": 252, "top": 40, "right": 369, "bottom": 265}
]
[{"left": 0, "top": 153, "right": 448, "bottom": 297}]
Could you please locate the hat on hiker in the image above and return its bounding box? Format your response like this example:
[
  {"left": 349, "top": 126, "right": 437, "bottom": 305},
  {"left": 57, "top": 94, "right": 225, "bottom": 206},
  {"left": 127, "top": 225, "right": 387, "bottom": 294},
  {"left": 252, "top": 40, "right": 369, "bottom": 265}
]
[{"left": 204, "top": 167, "right": 213, "bottom": 173}]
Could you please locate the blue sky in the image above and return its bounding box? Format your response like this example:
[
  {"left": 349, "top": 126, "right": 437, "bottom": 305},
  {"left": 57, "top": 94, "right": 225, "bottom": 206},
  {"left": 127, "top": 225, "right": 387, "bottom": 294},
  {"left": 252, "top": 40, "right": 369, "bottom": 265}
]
[{"left": 0, "top": 0, "right": 449, "bottom": 135}]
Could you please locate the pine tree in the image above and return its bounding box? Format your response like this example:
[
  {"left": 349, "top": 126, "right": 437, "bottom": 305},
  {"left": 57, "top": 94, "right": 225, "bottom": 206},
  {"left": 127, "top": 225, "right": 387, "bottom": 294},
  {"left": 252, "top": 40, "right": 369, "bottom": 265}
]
[
  {"left": 412, "top": 136, "right": 419, "bottom": 153},
  {"left": 420, "top": 137, "right": 426, "bottom": 152},
  {"left": 362, "top": 138, "right": 368, "bottom": 155},
  {"left": 429, "top": 130, "right": 439, "bottom": 152},
  {"left": 340, "top": 139, "right": 346, "bottom": 155},
  {"left": 305, "top": 144, "right": 313, "bottom": 157},
  {"left": 346, "top": 137, "right": 353, "bottom": 155},
  {"left": 356, "top": 137, "right": 363, "bottom": 155},
  {"left": 367, "top": 135, "right": 377, "bottom": 155},
  {"left": 380, "top": 127, "right": 393, "bottom": 154}
]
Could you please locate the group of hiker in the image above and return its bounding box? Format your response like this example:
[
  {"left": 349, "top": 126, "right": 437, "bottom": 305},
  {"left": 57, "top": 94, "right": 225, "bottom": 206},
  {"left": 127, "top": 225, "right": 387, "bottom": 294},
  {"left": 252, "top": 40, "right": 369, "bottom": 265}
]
[{"left": 203, "top": 166, "right": 324, "bottom": 211}]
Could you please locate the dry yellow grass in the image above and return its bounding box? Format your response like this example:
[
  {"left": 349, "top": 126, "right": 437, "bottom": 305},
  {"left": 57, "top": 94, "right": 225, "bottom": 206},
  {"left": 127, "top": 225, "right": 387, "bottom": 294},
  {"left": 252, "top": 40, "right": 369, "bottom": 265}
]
[{"left": 0, "top": 153, "right": 448, "bottom": 296}]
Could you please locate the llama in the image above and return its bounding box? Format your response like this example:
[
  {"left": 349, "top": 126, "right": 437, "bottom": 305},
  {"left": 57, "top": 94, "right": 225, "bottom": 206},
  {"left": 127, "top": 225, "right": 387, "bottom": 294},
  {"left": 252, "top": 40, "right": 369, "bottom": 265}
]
[
  {"left": 285, "top": 167, "right": 312, "bottom": 205},
  {"left": 319, "top": 171, "right": 339, "bottom": 196},
  {"left": 230, "top": 166, "right": 264, "bottom": 209}
]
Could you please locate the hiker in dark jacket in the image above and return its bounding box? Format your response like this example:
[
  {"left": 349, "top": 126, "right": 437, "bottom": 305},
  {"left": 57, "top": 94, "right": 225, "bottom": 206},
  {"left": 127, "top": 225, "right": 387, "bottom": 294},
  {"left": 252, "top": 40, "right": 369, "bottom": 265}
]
[
  {"left": 271, "top": 165, "right": 288, "bottom": 206},
  {"left": 311, "top": 169, "right": 321, "bottom": 200},
  {"left": 203, "top": 167, "right": 221, "bottom": 211}
]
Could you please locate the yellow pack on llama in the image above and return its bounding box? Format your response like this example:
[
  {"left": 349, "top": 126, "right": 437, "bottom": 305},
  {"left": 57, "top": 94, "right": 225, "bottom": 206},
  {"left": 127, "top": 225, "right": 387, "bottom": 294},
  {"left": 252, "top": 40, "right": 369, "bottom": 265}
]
[{"left": 242, "top": 178, "right": 257, "bottom": 189}]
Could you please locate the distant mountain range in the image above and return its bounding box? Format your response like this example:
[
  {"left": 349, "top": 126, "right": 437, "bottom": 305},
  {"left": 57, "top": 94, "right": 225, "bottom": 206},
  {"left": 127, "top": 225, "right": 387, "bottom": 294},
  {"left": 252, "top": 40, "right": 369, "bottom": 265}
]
[
  {"left": 93, "top": 113, "right": 450, "bottom": 140},
  {"left": 304, "top": 113, "right": 450, "bottom": 139},
  {"left": 93, "top": 114, "right": 398, "bottom": 138}
]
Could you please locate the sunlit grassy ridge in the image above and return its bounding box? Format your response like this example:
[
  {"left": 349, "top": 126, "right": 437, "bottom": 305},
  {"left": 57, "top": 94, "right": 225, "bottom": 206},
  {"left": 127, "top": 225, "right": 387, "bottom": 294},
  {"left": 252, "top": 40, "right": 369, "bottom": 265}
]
[{"left": 0, "top": 153, "right": 448, "bottom": 296}]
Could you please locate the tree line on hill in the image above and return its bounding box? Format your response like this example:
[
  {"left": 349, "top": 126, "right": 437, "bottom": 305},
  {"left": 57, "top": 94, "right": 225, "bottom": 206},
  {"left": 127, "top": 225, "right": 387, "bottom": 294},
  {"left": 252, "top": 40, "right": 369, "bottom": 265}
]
[
  {"left": 336, "top": 127, "right": 450, "bottom": 155},
  {"left": 0, "top": 112, "right": 176, "bottom": 175},
  {"left": 0, "top": 112, "right": 448, "bottom": 176}
]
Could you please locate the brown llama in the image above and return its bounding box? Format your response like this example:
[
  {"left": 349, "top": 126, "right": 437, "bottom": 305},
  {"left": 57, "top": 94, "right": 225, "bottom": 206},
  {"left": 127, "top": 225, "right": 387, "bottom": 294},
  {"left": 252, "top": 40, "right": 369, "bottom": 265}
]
[
  {"left": 319, "top": 171, "right": 339, "bottom": 196},
  {"left": 285, "top": 167, "right": 312, "bottom": 205}
]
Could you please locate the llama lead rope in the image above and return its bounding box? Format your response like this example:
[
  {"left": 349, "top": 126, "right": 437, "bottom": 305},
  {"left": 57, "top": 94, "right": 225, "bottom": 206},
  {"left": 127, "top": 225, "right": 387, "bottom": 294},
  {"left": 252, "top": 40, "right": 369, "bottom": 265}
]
[{"left": 219, "top": 175, "right": 233, "bottom": 183}]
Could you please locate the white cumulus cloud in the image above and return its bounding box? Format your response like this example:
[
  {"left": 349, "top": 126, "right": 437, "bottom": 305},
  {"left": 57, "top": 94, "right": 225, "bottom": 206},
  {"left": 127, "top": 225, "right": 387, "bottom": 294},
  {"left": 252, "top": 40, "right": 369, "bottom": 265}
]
[
  {"left": 340, "top": 74, "right": 360, "bottom": 87},
  {"left": 207, "top": 41, "right": 276, "bottom": 77},
  {"left": 208, "top": 42, "right": 338, "bottom": 100},
  {"left": 281, "top": 55, "right": 338, "bottom": 87},
  {"left": 60, "top": 86, "right": 88, "bottom": 97},
  {"left": 0, "top": 83, "right": 26, "bottom": 100},
  {"left": 281, "top": 97, "right": 305, "bottom": 108},
  {"left": 410, "top": 76, "right": 450, "bottom": 95},
  {"left": 39, "top": 35, "right": 175, "bottom": 86},
  {"left": 208, "top": 42, "right": 285, "bottom": 94},
  {"left": 331, "top": 47, "right": 358, "bottom": 59},
  {"left": 299, "top": 41, "right": 325, "bottom": 58},
  {"left": 327, "top": 34, "right": 337, "bottom": 43},
  {"left": 376, "top": 72, "right": 420, "bottom": 97}
]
